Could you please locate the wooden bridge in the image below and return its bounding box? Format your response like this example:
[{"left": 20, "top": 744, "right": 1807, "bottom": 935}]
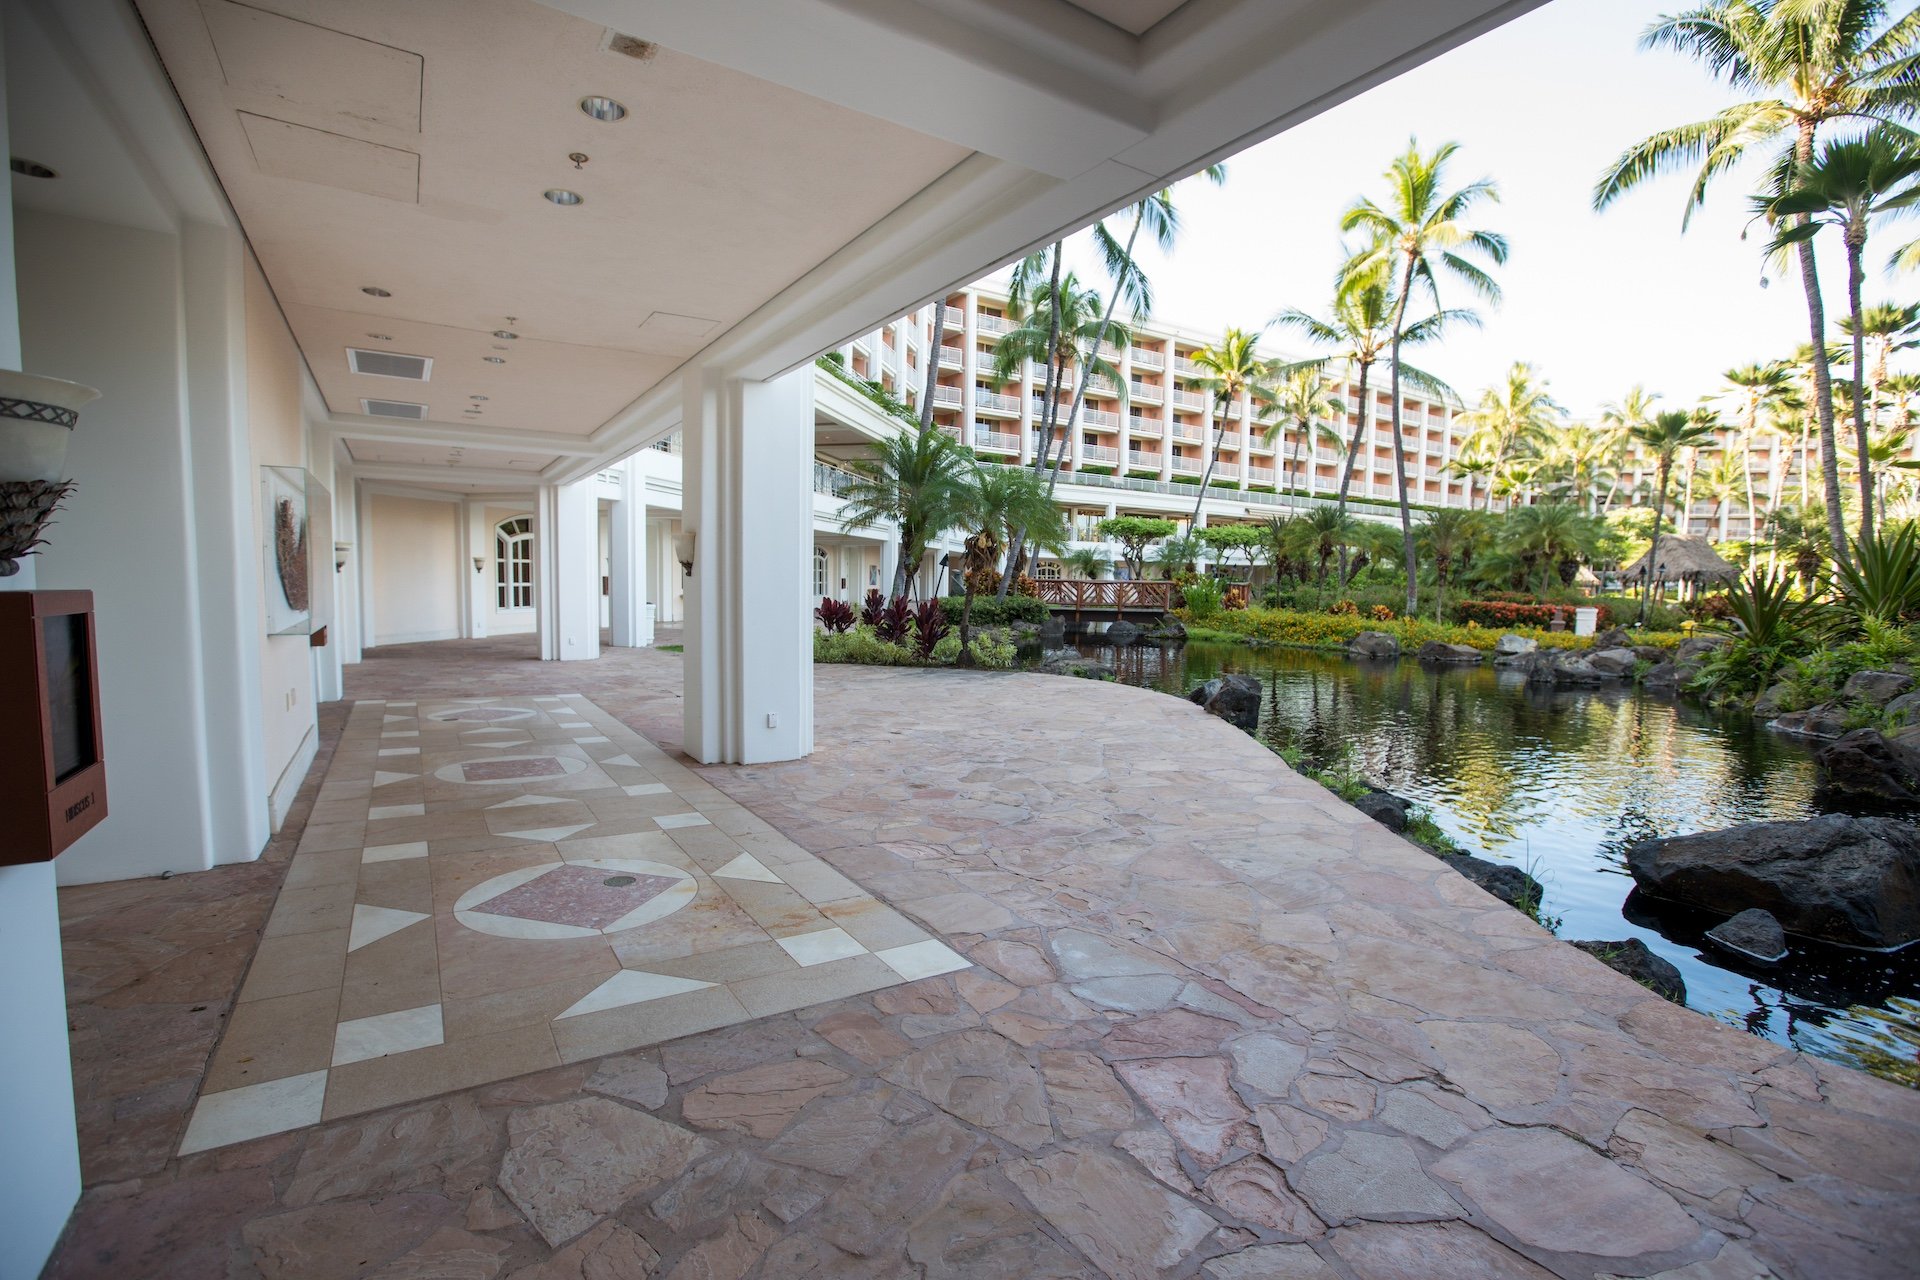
[{"left": 1032, "top": 579, "right": 1248, "bottom": 618}]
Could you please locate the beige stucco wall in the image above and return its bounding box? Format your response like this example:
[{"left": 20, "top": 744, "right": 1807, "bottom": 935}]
[{"left": 370, "top": 496, "right": 459, "bottom": 645}]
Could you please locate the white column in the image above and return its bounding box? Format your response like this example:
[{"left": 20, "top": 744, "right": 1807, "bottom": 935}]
[
  {"left": 607, "top": 465, "right": 652, "bottom": 647},
  {"left": 459, "top": 500, "right": 490, "bottom": 639},
  {"left": 960, "top": 291, "right": 978, "bottom": 449},
  {"left": 535, "top": 478, "right": 601, "bottom": 662},
  {"left": 683, "top": 367, "right": 814, "bottom": 764},
  {"left": 878, "top": 538, "right": 898, "bottom": 604}
]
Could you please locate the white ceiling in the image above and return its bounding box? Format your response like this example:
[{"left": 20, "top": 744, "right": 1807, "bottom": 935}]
[
  {"left": 1063, "top": 0, "right": 1189, "bottom": 35},
  {"left": 131, "top": 0, "right": 971, "bottom": 481}
]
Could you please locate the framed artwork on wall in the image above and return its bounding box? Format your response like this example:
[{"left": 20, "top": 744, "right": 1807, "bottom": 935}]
[{"left": 262, "top": 465, "right": 312, "bottom": 636}]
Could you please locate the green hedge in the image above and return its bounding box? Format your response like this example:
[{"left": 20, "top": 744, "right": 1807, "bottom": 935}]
[
  {"left": 1188, "top": 605, "right": 1687, "bottom": 653},
  {"left": 937, "top": 594, "right": 1049, "bottom": 625}
]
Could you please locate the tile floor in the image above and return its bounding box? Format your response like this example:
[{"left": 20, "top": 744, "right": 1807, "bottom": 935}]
[{"left": 181, "top": 692, "right": 964, "bottom": 1154}]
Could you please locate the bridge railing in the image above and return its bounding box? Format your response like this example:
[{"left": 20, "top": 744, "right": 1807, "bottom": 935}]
[{"left": 1031, "top": 579, "right": 1252, "bottom": 613}]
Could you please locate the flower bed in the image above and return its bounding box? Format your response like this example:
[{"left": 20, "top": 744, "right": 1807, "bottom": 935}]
[
  {"left": 1454, "top": 599, "right": 1614, "bottom": 629},
  {"left": 1186, "top": 605, "right": 1684, "bottom": 653}
]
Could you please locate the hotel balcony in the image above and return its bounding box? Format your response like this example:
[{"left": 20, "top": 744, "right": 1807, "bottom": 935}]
[
  {"left": 932, "top": 385, "right": 963, "bottom": 408},
  {"left": 942, "top": 308, "right": 965, "bottom": 329},
  {"left": 1082, "top": 443, "right": 1120, "bottom": 465},
  {"left": 971, "top": 426, "right": 1020, "bottom": 455},
  {"left": 1127, "top": 449, "right": 1161, "bottom": 469},
  {"left": 1085, "top": 374, "right": 1121, "bottom": 397},
  {"left": 1172, "top": 388, "right": 1208, "bottom": 411},
  {"left": 1128, "top": 416, "right": 1162, "bottom": 438},
  {"left": 1248, "top": 465, "right": 1277, "bottom": 485},
  {"left": 976, "top": 313, "right": 1013, "bottom": 336},
  {"left": 1215, "top": 432, "right": 1243, "bottom": 450},
  {"left": 1130, "top": 346, "right": 1165, "bottom": 369},
  {"left": 1213, "top": 461, "right": 1241, "bottom": 479},
  {"left": 1174, "top": 354, "right": 1202, "bottom": 375},
  {"left": 1129, "top": 380, "right": 1163, "bottom": 404},
  {"left": 1171, "top": 455, "right": 1203, "bottom": 475},
  {"left": 1250, "top": 436, "right": 1275, "bottom": 454},
  {"left": 1172, "top": 423, "right": 1203, "bottom": 444},
  {"left": 974, "top": 389, "right": 1023, "bottom": 417},
  {"left": 938, "top": 344, "right": 963, "bottom": 369}
]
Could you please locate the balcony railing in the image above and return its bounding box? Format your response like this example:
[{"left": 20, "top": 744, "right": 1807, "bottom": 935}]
[
  {"left": 1128, "top": 449, "right": 1160, "bottom": 468},
  {"left": 972, "top": 427, "right": 1020, "bottom": 454},
  {"left": 1250, "top": 436, "right": 1275, "bottom": 454},
  {"left": 1172, "top": 423, "right": 1203, "bottom": 443},
  {"left": 1213, "top": 461, "right": 1241, "bottom": 479},
  {"left": 1097, "top": 341, "right": 1124, "bottom": 361},
  {"left": 1248, "top": 465, "right": 1276, "bottom": 485},
  {"left": 1128, "top": 417, "right": 1162, "bottom": 437},
  {"left": 1172, "top": 389, "right": 1208, "bottom": 411},
  {"left": 974, "top": 389, "right": 1022, "bottom": 415},
  {"left": 813, "top": 460, "right": 858, "bottom": 496},
  {"left": 976, "top": 313, "right": 1012, "bottom": 335},
  {"left": 1083, "top": 407, "right": 1121, "bottom": 429},
  {"left": 1085, "top": 375, "right": 1121, "bottom": 397},
  {"left": 1129, "top": 380, "right": 1163, "bottom": 403},
  {"left": 932, "top": 385, "right": 962, "bottom": 407},
  {"left": 942, "top": 309, "right": 965, "bottom": 329},
  {"left": 1174, "top": 355, "right": 1202, "bottom": 375},
  {"left": 1082, "top": 443, "right": 1120, "bottom": 464},
  {"left": 1171, "top": 455, "right": 1203, "bottom": 474},
  {"left": 1215, "top": 432, "right": 1243, "bottom": 450},
  {"left": 938, "top": 345, "right": 962, "bottom": 368},
  {"left": 1130, "top": 346, "right": 1164, "bottom": 369}
]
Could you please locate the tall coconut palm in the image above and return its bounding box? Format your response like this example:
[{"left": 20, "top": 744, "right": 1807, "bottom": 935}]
[
  {"left": 1187, "top": 330, "right": 1279, "bottom": 525},
  {"left": 950, "top": 462, "right": 1067, "bottom": 662},
  {"left": 1266, "top": 366, "right": 1346, "bottom": 503},
  {"left": 1630, "top": 409, "right": 1725, "bottom": 623},
  {"left": 1721, "top": 360, "right": 1795, "bottom": 537},
  {"left": 1761, "top": 128, "right": 1920, "bottom": 544},
  {"left": 839, "top": 427, "right": 975, "bottom": 599},
  {"left": 1838, "top": 301, "right": 1920, "bottom": 422},
  {"left": 1538, "top": 422, "right": 1622, "bottom": 514},
  {"left": 1417, "top": 507, "right": 1479, "bottom": 622},
  {"left": 1456, "top": 363, "right": 1566, "bottom": 505},
  {"left": 1600, "top": 385, "right": 1662, "bottom": 512},
  {"left": 1697, "top": 448, "right": 1752, "bottom": 542},
  {"left": 1594, "top": 0, "right": 1920, "bottom": 568},
  {"left": 1343, "top": 138, "right": 1507, "bottom": 616},
  {"left": 1444, "top": 450, "right": 1500, "bottom": 512}
]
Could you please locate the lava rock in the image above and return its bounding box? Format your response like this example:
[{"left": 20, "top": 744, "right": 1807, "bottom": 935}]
[
  {"left": 1416, "top": 641, "right": 1483, "bottom": 665},
  {"left": 1885, "top": 690, "right": 1920, "bottom": 727},
  {"left": 1592, "top": 627, "right": 1635, "bottom": 651},
  {"left": 1568, "top": 939, "right": 1687, "bottom": 1004},
  {"left": 1843, "top": 670, "right": 1915, "bottom": 707},
  {"left": 1639, "top": 662, "right": 1680, "bottom": 690},
  {"left": 1526, "top": 651, "right": 1605, "bottom": 686},
  {"left": 1104, "top": 620, "right": 1142, "bottom": 646},
  {"left": 1771, "top": 705, "right": 1850, "bottom": 739},
  {"left": 1347, "top": 631, "right": 1401, "bottom": 660},
  {"left": 1752, "top": 682, "right": 1796, "bottom": 716},
  {"left": 1625, "top": 813, "right": 1920, "bottom": 949},
  {"left": 1445, "top": 854, "right": 1545, "bottom": 914},
  {"left": 1187, "top": 673, "right": 1261, "bottom": 734},
  {"left": 1673, "top": 635, "right": 1729, "bottom": 682},
  {"left": 1704, "top": 908, "right": 1789, "bottom": 964},
  {"left": 1493, "top": 633, "right": 1538, "bottom": 658},
  {"left": 1038, "top": 650, "right": 1114, "bottom": 681},
  {"left": 1144, "top": 617, "right": 1188, "bottom": 646},
  {"left": 1815, "top": 728, "right": 1920, "bottom": 803},
  {"left": 1586, "top": 647, "right": 1639, "bottom": 677},
  {"left": 1632, "top": 646, "right": 1671, "bottom": 664},
  {"left": 1352, "top": 788, "right": 1411, "bottom": 833}
]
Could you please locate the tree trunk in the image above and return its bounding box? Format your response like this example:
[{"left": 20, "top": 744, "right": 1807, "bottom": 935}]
[
  {"left": 918, "top": 300, "right": 945, "bottom": 437},
  {"left": 1792, "top": 120, "right": 1851, "bottom": 566},
  {"left": 1846, "top": 226, "right": 1874, "bottom": 545},
  {"left": 1740, "top": 411, "right": 1758, "bottom": 544},
  {"left": 1389, "top": 256, "right": 1420, "bottom": 618},
  {"left": 1335, "top": 358, "right": 1372, "bottom": 580},
  {"left": 1641, "top": 457, "right": 1669, "bottom": 627},
  {"left": 955, "top": 571, "right": 978, "bottom": 666},
  {"left": 1189, "top": 395, "right": 1229, "bottom": 526}
]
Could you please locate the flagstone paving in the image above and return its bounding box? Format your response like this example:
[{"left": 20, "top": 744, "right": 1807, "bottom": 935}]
[{"left": 46, "top": 634, "right": 1920, "bottom": 1278}]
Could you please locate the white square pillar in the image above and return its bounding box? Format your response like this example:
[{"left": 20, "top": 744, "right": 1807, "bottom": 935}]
[
  {"left": 535, "top": 477, "right": 601, "bottom": 662},
  {"left": 608, "top": 466, "right": 651, "bottom": 647},
  {"left": 683, "top": 367, "right": 813, "bottom": 764}
]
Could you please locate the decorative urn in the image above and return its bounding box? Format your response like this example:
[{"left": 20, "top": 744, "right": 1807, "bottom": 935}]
[{"left": 0, "top": 370, "right": 99, "bottom": 576}]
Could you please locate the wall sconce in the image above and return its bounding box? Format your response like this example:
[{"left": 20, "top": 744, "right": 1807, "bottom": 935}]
[
  {"left": 673, "top": 530, "right": 696, "bottom": 577},
  {"left": 472, "top": 556, "right": 485, "bottom": 573},
  {"left": 334, "top": 541, "right": 352, "bottom": 574},
  {"left": 0, "top": 371, "right": 100, "bottom": 576}
]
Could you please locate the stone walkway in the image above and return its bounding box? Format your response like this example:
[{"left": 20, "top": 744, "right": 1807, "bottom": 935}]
[{"left": 47, "top": 636, "right": 1920, "bottom": 1279}]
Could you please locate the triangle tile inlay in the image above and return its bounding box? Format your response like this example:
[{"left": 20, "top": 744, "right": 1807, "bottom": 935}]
[
  {"left": 489, "top": 794, "right": 569, "bottom": 810},
  {"left": 372, "top": 770, "right": 415, "bottom": 787},
  {"left": 500, "top": 823, "right": 594, "bottom": 843},
  {"left": 601, "top": 753, "right": 639, "bottom": 769},
  {"left": 556, "top": 969, "right": 714, "bottom": 1019},
  {"left": 714, "top": 853, "right": 781, "bottom": 883},
  {"left": 348, "top": 904, "right": 429, "bottom": 952}
]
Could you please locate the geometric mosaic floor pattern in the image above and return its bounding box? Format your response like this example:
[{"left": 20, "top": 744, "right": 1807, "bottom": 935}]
[{"left": 179, "top": 693, "right": 965, "bottom": 1155}]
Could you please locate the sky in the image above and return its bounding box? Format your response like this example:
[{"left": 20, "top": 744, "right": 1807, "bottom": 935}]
[{"left": 1039, "top": 0, "right": 1905, "bottom": 421}]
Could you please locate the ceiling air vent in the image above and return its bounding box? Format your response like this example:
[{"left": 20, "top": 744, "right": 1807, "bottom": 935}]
[
  {"left": 348, "top": 347, "right": 433, "bottom": 380},
  {"left": 361, "top": 398, "right": 427, "bottom": 420},
  {"left": 603, "top": 32, "right": 657, "bottom": 60}
]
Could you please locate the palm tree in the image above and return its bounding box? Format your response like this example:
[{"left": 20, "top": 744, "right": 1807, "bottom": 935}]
[
  {"left": 1595, "top": 0, "right": 1920, "bottom": 568},
  {"left": 839, "top": 428, "right": 974, "bottom": 599},
  {"left": 1060, "top": 547, "right": 1109, "bottom": 580},
  {"left": 950, "top": 462, "right": 1067, "bottom": 661},
  {"left": 1696, "top": 448, "right": 1752, "bottom": 542},
  {"left": 1417, "top": 507, "right": 1478, "bottom": 622},
  {"left": 1187, "top": 328, "right": 1277, "bottom": 525},
  {"left": 1760, "top": 128, "right": 1920, "bottom": 545},
  {"left": 1343, "top": 138, "right": 1507, "bottom": 616},
  {"left": 1536, "top": 422, "right": 1621, "bottom": 514},
  {"left": 1600, "top": 385, "right": 1661, "bottom": 513},
  {"left": 1456, "top": 363, "right": 1566, "bottom": 507},
  {"left": 1504, "top": 503, "right": 1604, "bottom": 590},
  {"left": 1630, "top": 409, "right": 1724, "bottom": 623},
  {"left": 1444, "top": 450, "right": 1500, "bottom": 512},
  {"left": 1843, "top": 426, "right": 1915, "bottom": 528},
  {"left": 1721, "top": 361, "right": 1795, "bottom": 538},
  {"left": 1839, "top": 301, "right": 1920, "bottom": 421},
  {"left": 1266, "top": 366, "right": 1346, "bottom": 503},
  {"left": 1301, "top": 506, "right": 1354, "bottom": 586}
]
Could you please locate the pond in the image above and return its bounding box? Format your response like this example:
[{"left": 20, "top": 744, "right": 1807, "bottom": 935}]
[{"left": 1032, "top": 632, "right": 1920, "bottom": 1087}]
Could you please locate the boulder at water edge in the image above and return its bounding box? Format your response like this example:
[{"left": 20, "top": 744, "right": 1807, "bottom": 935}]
[
  {"left": 1841, "top": 669, "right": 1914, "bottom": 707},
  {"left": 1445, "top": 854, "right": 1545, "bottom": 914},
  {"left": 1568, "top": 939, "right": 1687, "bottom": 1004},
  {"left": 1704, "top": 908, "right": 1789, "bottom": 964},
  {"left": 1771, "top": 705, "right": 1850, "bottom": 739},
  {"left": 1592, "top": 627, "right": 1635, "bottom": 651},
  {"left": 1416, "top": 641, "right": 1482, "bottom": 665},
  {"left": 1586, "top": 647, "right": 1639, "bottom": 677},
  {"left": 1625, "top": 814, "right": 1920, "bottom": 949},
  {"left": 1104, "top": 620, "right": 1142, "bottom": 646},
  {"left": 1039, "top": 650, "right": 1115, "bottom": 681},
  {"left": 1187, "top": 673, "right": 1260, "bottom": 733},
  {"left": 1353, "top": 788, "right": 1411, "bottom": 833},
  {"left": 1814, "top": 728, "right": 1920, "bottom": 804},
  {"left": 1144, "top": 617, "right": 1188, "bottom": 646},
  {"left": 1346, "top": 631, "right": 1400, "bottom": 660}
]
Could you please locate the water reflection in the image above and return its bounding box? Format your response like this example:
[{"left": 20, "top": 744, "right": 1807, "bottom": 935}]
[{"left": 1037, "top": 634, "right": 1920, "bottom": 1085}]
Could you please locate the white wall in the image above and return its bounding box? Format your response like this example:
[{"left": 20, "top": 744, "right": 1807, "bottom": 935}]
[{"left": 369, "top": 494, "right": 459, "bottom": 645}]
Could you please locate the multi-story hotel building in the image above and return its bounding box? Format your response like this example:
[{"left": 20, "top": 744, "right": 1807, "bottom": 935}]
[{"left": 820, "top": 282, "right": 1477, "bottom": 580}]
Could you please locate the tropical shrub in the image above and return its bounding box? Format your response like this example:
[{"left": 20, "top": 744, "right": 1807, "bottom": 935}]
[
  {"left": 1690, "top": 571, "right": 1826, "bottom": 700},
  {"left": 1368, "top": 604, "right": 1395, "bottom": 622},
  {"left": 912, "top": 598, "right": 949, "bottom": 659},
  {"left": 1187, "top": 604, "right": 1686, "bottom": 654},
  {"left": 815, "top": 597, "right": 855, "bottom": 634},
  {"left": 1833, "top": 523, "right": 1920, "bottom": 627},
  {"left": 813, "top": 627, "right": 917, "bottom": 666},
  {"left": 1329, "top": 599, "right": 1359, "bottom": 617},
  {"left": 1454, "top": 600, "right": 1614, "bottom": 630},
  {"left": 937, "top": 595, "right": 1048, "bottom": 626},
  {"left": 874, "top": 594, "right": 914, "bottom": 645},
  {"left": 1179, "top": 576, "right": 1226, "bottom": 622},
  {"left": 930, "top": 630, "right": 1017, "bottom": 668},
  {"left": 859, "top": 588, "right": 886, "bottom": 628}
]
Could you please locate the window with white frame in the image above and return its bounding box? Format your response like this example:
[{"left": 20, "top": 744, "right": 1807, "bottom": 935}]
[
  {"left": 813, "top": 546, "right": 829, "bottom": 598},
  {"left": 496, "top": 517, "right": 533, "bottom": 609},
  {"left": 1035, "top": 563, "right": 1062, "bottom": 579}
]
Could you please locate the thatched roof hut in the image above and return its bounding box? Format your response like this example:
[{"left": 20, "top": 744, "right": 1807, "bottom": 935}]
[{"left": 1622, "top": 534, "right": 1739, "bottom": 586}]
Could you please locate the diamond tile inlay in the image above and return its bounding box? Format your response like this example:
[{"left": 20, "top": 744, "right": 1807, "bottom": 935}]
[
  {"left": 463, "top": 757, "right": 566, "bottom": 781},
  {"left": 476, "top": 863, "right": 680, "bottom": 930}
]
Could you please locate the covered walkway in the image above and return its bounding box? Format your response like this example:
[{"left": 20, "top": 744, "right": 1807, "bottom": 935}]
[{"left": 48, "top": 641, "right": 1920, "bottom": 1279}]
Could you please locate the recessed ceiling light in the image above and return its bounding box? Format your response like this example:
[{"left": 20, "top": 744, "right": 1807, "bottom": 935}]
[
  {"left": 361, "top": 286, "right": 391, "bottom": 297},
  {"left": 492, "top": 331, "right": 518, "bottom": 340},
  {"left": 10, "top": 157, "right": 56, "bottom": 179},
  {"left": 367, "top": 333, "right": 393, "bottom": 341},
  {"left": 484, "top": 356, "right": 506, "bottom": 364},
  {"left": 544, "top": 189, "right": 583, "bottom": 206},
  {"left": 580, "top": 96, "right": 628, "bottom": 123},
  {"left": 470, "top": 395, "right": 489, "bottom": 401}
]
